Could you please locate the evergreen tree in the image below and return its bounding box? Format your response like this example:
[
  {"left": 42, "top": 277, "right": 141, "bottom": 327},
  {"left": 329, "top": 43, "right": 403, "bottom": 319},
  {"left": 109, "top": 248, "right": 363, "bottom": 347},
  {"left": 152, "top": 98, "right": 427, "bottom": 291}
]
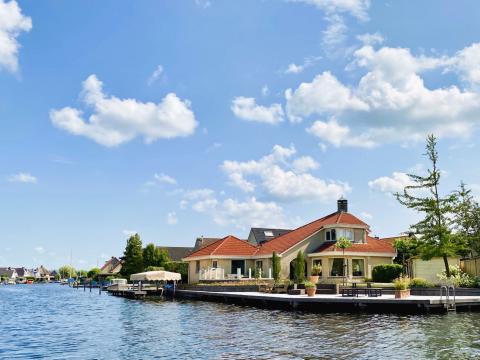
[
  {"left": 143, "top": 243, "right": 171, "bottom": 268},
  {"left": 294, "top": 251, "right": 305, "bottom": 284},
  {"left": 121, "top": 233, "right": 144, "bottom": 277},
  {"left": 451, "top": 182, "right": 480, "bottom": 257},
  {"left": 271, "top": 251, "right": 281, "bottom": 282},
  {"left": 396, "top": 135, "right": 459, "bottom": 277}
]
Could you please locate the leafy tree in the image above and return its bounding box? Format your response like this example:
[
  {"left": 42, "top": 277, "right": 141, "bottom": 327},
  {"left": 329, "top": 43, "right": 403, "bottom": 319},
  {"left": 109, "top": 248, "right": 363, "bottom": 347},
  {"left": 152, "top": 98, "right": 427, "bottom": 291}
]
[
  {"left": 451, "top": 182, "right": 480, "bottom": 257},
  {"left": 393, "top": 236, "right": 419, "bottom": 271},
  {"left": 396, "top": 134, "right": 463, "bottom": 277},
  {"left": 271, "top": 251, "right": 281, "bottom": 282},
  {"left": 143, "top": 243, "right": 171, "bottom": 268},
  {"left": 335, "top": 236, "right": 352, "bottom": 286},
  {"left": 121, "top": 233, "right": 144, "bottom": 278},
  {"left": 293, "top": 251, "right": 305, "bottom": 284},
  {"left": 58, "top": 265, "right": 76, "bottom": 279},
  {"left": 164, "top": 261, "right": 188, "bottom": 282},
  {"left": 77, "top": 270, "right": 88, "bottom": 278},
  {"left": 87, "top": 268, "right": 101, "bottom": 280}
]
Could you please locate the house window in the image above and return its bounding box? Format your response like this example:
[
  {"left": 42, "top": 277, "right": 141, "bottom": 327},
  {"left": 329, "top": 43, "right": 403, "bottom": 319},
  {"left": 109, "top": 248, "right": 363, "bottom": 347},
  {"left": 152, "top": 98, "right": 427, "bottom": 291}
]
[
  {"left": 330, "top": 258, "right": 345, "bottom": 277},
  {"left": 231, "top": 260, "right": 245, "bottom": 275},
  {"left": 326, "top": 229, "right": 336, "bottom": 241},
  {"left": 312, "top": 259, "right": 322, "bottom": 276},
  {"left": 195, "top": 261, "right": 200, "bottom": 273},
  {"left": 352, "top": 259, "right": 364, "bottom": 277},
  {"left": 264, "top": 230, "right": 274, "bottom": 237},
  {"left": 212, "top": 260, "right": 218, "bottom": 268},
  {"left": 256, "top": 260, "right": 263, "bottom": 270},
  {"left": 337, "top": 228, "right": 353, "bottom": 241}
]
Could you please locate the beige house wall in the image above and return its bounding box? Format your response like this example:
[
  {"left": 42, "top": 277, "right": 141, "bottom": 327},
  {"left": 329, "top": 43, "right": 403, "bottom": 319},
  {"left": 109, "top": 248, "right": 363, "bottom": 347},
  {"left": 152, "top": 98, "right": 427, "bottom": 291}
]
[{"left": 411, "top": 257, "right": 460, "bottom": 283}]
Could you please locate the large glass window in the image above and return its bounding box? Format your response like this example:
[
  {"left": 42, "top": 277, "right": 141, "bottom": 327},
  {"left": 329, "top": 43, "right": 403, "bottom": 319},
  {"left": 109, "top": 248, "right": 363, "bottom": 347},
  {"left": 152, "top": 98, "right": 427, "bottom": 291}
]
[
  {"left": 352, "top": 259, "right": 365, "bottom": 277},
  {"left": 337, "top": 228, "right": 353, "bottom": 241},
  {"left": 212, "top": 260, "right": 218, "bottom": 268},
  {"left": 231, "top": 260, "right": 245, "bottom": 275},
  {"left": 195, "top": 261, "right": 200, "bottom": 273},
  {"left": 330, "top": 258, "right": 345, "bottom": 277},
  {"left": 326, "top": 229, "right": 336, "bottom": 241}
]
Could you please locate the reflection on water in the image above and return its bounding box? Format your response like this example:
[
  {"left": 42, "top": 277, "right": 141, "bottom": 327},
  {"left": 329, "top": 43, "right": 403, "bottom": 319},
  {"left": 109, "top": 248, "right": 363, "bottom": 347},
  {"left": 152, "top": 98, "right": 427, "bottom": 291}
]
[{"left": 1, "top": 284, "right": 480, "bottom": 359}]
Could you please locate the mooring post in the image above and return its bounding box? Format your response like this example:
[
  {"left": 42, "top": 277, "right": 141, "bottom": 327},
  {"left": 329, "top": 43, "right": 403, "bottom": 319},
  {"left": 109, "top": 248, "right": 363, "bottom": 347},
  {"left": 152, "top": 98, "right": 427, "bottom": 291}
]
[{"left": 90, "top": 281, "right": 92, "bottom": 292}]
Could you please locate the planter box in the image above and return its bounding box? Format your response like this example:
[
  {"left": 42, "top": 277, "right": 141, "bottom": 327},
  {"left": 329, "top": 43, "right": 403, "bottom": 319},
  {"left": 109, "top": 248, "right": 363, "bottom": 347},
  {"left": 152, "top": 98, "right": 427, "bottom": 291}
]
[{"left": 395, "top": 289, "right": 410, "bottom": 299}]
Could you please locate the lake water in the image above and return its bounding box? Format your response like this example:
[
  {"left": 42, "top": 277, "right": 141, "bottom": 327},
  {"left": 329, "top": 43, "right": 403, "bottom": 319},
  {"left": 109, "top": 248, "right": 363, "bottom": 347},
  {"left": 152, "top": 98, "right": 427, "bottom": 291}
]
[{"left": 1, "top": 284, "right": 480, "bottom": 359}]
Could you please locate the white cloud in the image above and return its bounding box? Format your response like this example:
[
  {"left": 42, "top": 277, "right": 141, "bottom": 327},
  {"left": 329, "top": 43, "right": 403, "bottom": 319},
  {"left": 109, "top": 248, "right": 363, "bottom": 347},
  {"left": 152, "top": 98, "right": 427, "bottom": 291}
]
[
  {"left": 195, "top": 0, "right": 212, "bottom": 8},
  {"left": 287, "top": 43, "right": 480, "bottom": 146},
  {"left": 147, "top": 64, "right": 164, "bottom": 85},
  {"left": 0, "top": 0, "right": 32, "bottom": 72},
  {"left": 122, "top": 230, "right": 137, "bottom": 237},
  {"left": 286, "top": 63, "right": 305, "bottom": 74},
  {"left": 231, "top": 96, "right": 284, "bottom": 124},
  {"left": 448, "top": 43, "right": 480, "bottom": 88},
  {"left": 356, "top": 32, "right": 384, "bottom": 46},
  {"left": 8, "top": 172, "right": 37, "bottom": 183},
  {"left": 293, "top": 0, "right": 370, "bottom": 21},
  {"left": 291, "top": 156, "right": 319, "bottom": 173},
  {"left": 322, "top": 14, "right": 347, "bottom": 49},
  {"left": 368, "top": 171, "right": 413, "bottom": 193},
  {"left": 307, "top": 118, "right": 376, "bottom": 148},
  {"left": 167, "top": 212, "right": 178, "bottom": 225},
  {"left": 261, "top": 85, "right": 270, "bottom": 96},
  {"left": 154, "top": 173, "right": 177, "bottom": 185},
  {"left": 222, "top": 144, "right": 350, "bottom": 202},
  {"left": 285, "top": 72, "right": 368, "bottom": 123},
  {"left": 34, "top": 246, "right": 45, "bottom": 254},
  {"left": 50, "top": 75, "right": 198, "bottom": 147}
]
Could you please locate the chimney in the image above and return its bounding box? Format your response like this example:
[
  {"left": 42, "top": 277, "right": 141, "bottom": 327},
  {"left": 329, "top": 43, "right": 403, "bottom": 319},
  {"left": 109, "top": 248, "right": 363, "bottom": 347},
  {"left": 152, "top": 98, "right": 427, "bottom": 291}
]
[{"left": 337, "top": 197, "right": 348, "bottom": 213}]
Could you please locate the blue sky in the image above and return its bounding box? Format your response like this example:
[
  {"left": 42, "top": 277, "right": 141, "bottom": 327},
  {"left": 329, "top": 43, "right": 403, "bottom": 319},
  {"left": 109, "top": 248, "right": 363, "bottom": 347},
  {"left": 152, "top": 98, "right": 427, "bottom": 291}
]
[{"left": 1, "top": 0, "right": 480, "bottom": 270}]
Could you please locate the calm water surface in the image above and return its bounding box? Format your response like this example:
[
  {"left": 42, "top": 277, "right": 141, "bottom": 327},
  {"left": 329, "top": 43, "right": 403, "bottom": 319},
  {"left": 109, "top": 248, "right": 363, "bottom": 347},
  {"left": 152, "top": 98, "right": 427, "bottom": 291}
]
[{"left": 1, "top": 284, "right": 480, "bottom": 359}]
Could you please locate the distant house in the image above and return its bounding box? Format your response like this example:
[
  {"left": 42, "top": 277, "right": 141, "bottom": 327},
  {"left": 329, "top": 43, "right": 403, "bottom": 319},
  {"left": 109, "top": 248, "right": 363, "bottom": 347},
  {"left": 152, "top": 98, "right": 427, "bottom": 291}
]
[
  {"left": 34, "top": 266, "right": 51, "bottom": 281},
  {"left": 194, "top": 237, "right": 223, "bottom": 251},
  {"left": 183, "top": 198, "right": 397, "bottom": 284},
  {"left": 157, "top": 246, "right": 193, "bottom": 262},
  {"left": 247, "top": 228, "right": 292, "bottom": 245},
  {"left": 0, "top": 267, "right": 18, "bottom": 282},
  {"left": 14, "top": 267, "right": 34, "bottom": 282},
  {"left": 99, "top": 257, "right": 123, "bottom": 277}
]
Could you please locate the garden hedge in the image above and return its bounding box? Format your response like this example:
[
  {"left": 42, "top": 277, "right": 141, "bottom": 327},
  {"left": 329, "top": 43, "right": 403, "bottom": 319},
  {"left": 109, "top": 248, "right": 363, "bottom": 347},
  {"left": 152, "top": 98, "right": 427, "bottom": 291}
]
[{"left": 372, "top": 264, "right": 403, "bottom": 282}]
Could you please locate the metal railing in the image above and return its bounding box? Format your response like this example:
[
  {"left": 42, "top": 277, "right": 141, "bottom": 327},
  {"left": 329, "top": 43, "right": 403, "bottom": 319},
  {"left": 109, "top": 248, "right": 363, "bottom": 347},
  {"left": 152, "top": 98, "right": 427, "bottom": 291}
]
[{"left": 440, "top": 285, "right": 456, "bottom": 311}]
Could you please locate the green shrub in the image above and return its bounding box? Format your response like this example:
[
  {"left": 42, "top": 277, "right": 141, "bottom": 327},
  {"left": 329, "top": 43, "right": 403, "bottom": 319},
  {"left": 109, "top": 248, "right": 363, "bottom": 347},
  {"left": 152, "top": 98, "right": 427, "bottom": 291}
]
[
  {"left": 393, "top": 276, "right": 410, "bottom": 290},
  {"left": 410, "top": 278, "right": 432, "bottom": 288},
  {"left": 304, "top": 281, "right": 316, "bottom": 289},
  {"left": 164, "top": 261, "right": 188, "bottom": 282},
  {"left": 437, "top": 265, "right": 478, "bottom": 288},
  {"left": 372, "top": 264, "right": 403, "bottom": 282}
]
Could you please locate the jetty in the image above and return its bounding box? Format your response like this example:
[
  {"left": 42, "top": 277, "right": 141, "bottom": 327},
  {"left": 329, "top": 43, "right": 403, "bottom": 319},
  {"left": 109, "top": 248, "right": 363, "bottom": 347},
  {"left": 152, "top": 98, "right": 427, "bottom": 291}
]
[{"left": 173, "top": 289, "right": 480, "bottom": 313}]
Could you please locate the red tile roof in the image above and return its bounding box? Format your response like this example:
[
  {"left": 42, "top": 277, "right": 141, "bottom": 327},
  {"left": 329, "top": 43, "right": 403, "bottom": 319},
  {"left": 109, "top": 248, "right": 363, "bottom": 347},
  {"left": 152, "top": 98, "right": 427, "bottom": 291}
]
[
  {"left": 184, "top": 235, "right": 258, "bottom": 258},
  {"left": 184, "top": 212, "right": 381, "bottom": 259},
  {"left": 256, "top": 211, "right": 368, "bottom": 255},
  {"left": 312, "top": 236, "right": 395, "bottom": 254}
]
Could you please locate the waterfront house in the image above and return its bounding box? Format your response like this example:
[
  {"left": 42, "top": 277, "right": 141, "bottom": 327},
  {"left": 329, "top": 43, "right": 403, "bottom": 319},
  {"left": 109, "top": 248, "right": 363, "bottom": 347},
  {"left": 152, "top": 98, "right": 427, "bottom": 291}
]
[
  {"left": 34, "top": 266, "right": 51, "bottom": 281},
  {"left": 99, "top": 257, "right": 123, "bottom": 277},
  {"left": 183, "top": 198, "right": 396, "bottom": 284},
  {"left": 0, "top": 267, "right": 18, "bottom": 282},
  {"left": 14, "top": 267, "right": 34, "bottom": 283}
]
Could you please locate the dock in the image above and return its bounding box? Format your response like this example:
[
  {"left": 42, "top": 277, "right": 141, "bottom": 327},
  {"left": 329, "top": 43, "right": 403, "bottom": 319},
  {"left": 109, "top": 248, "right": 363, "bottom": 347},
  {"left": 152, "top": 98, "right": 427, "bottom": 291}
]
[{"left": 173, "top": 290, "right": 480, "bottom": 313}]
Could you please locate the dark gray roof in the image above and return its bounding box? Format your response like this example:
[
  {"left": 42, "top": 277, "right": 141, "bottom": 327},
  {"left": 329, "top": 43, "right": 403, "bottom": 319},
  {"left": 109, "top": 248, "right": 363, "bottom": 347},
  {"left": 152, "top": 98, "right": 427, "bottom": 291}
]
[
  {"left": 249, "top": 228, "right": 292, "bottom": 244},
  {"left": 15, "top": 267, "right": 26, "bottom": 277},
  {"left": 157, "top": 247, "right": 194, "bottom": 262},
  {"left": 194, "top": 237, "right": 222, "bottom": 251}
]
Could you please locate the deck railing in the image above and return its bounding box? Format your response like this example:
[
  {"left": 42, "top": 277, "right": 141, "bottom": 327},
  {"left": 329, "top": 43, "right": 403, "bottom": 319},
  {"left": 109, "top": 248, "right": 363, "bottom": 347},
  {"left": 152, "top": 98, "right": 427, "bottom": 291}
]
[{"left": 199, "top": 267, "right": 274, "bottom": 281}]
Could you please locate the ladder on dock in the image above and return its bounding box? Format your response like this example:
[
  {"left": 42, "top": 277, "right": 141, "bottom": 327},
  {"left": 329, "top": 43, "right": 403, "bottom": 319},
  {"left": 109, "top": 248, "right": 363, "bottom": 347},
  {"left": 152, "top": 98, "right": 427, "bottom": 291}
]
[{"left": 440, "top": 285, "right": 456, "bottom": 311}]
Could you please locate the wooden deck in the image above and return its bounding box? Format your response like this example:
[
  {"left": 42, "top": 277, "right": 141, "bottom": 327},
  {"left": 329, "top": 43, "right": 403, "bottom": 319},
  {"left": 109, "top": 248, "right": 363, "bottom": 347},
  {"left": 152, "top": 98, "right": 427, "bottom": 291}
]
[{"left": 173, "top": 290, "right": 480, "bottom": 313}]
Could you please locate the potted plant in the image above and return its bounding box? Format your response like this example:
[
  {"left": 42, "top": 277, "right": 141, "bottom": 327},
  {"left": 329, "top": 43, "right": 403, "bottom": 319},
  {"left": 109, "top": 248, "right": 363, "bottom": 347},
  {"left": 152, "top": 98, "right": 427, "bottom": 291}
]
[
  {"left": 305, "top": 281, "right": 316, "bottom": 297},
  {"left": 309, "top": 264, "right": 321, "bottom": 284},
  {"left": 393, "top": 276, "right": 411, "bottom": 299}
]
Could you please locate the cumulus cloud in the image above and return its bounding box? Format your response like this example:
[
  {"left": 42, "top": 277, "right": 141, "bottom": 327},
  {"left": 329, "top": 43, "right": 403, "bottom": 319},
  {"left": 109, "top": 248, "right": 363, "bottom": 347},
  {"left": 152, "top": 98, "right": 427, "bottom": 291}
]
[
  {"left": 284, "top": 56, "right": 322, "bottom": 74},
  {"left": 8, "top": 172, "right": 37, "bottom": 183},
  {"left": 368, "top": 171, "right": 413, "bottom": 193},
  {"left": 0, "top": 0, "right": 32, "bottom": 72},
  {"left": 356, "top": 32, "right": 384, "bottom": 46},
  {"left": 231, "top": 96, "right": 284, "bottom": 124},
  {"left": 221, "top": 144, "right": 350, "bottom": 202},
  {"left": 287, "top": 43, "right": 480, "bottom": 146},
  {"left": 50, "top": 75, "right": 198, "bottom": 147}
]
